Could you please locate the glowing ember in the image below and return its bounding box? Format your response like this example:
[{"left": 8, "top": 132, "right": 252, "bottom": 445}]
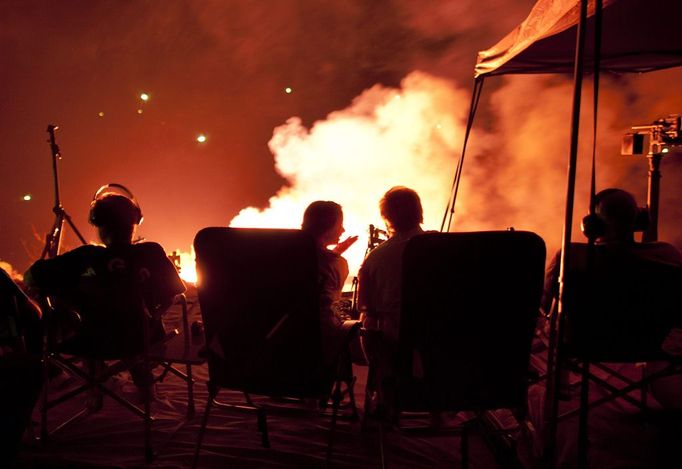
[
  {"left": 22, "top": 194, "right": 32, "bottom": 201},
  {"left": 137, "top": 109, "right": 143, "bottom": 114},
  {"left": 98, "top": 111, "right": 104, "bottom": 117},
  {"left": 140, "top": 93, "right": 149, "bottom": 101},
  {"left": 284, "top": 87, "right": 293, "bottom": 94},
  {"left": 196, "top": 134, "right": 207, "bottom": 143}
]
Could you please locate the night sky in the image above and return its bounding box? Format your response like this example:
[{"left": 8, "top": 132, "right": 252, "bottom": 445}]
[{"left": 2, "top": 0, "right": 680, "bottom": 276}]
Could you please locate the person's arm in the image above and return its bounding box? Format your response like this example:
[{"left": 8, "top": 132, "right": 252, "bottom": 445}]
[
  {"left": 358, "top": 262, "right": 378, "bottom": 330},
  {"left": 23, "top": 247, "right": 92, "bottom": 299},
  {"left": 146, "top": 243, "right": 186, "bottom": 318},
  {"left": 540, "top": 250, "right": 561, "bottom": 317}
]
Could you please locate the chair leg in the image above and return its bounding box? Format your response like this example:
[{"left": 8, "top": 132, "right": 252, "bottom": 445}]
[
  {"left": 542, "top": 302, "right": 563, "bottom": 469},
  {"left": 186, "top": 364, "right": 195, "bottom": 419},
  {"left": 192, "top": 385, "right": 218, "bottom": 469},
  {"left": 640, "top": 363, "right": 648, "bottom": 412},
  {"left": 378, "top": 413, "right": 387, "bottom": 469},
  {"left": 578, "top": 361, "right": 590, "bottom": 469},
  {"left": 144, "top": 376, "right": 153, "bottom": 463},
  {"left": 326, "top": 379, "right": 343, "bottom": 465},
  {"left": 40, "top": 358, "right": 50, "bottom": 443},
  {"left": 461, "top": 425, "right": 469, "bottom": 469},
  {"left": 257, "top": 407, "right": 270, "bottom": 448},
  {"left": 346, "top": 376, "right": 359, "bottom": 421}
]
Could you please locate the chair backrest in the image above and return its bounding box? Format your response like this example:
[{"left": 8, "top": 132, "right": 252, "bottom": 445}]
[
  {"left": 396, "top": 231, "right": 546, "bottom": 412},
  {"left": 33, "top": 244, "right": 158, "bottom": 359},
  {"left": 61, "top": 256, "right": 148, "bottom": 358},
  {"left": 563, "top": 243, "right": 682, "bottom": 362},
  {"left": 194, "top": 227, "right": 326, "bottom": 398},
  {"left": 1, "top": 269, "right": 26, "bottom": 351}
]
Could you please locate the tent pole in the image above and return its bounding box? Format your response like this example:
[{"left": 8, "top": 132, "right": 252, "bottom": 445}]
[
  {"left": 543, "top": 0, "right": 589, "bottom": 468},
  {"left": 441, "top": 77, "right": 485, "bottom": 232}
]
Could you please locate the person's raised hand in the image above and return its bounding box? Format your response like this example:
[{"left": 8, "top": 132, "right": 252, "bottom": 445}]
[{"left": 332, "top": 235, "right": 358, "bottom": 255}]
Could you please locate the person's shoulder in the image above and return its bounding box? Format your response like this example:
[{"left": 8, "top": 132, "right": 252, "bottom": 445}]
[
  {"left": 636, "top": 242, "right": 682, "bottom": 266},
  {"left": 132, "top": 241, "right": 167, "bottom": 256},
  {"left": 0, "top": 267, "right": 17, "bottom": 292},
  {"left": 319, "top": 247, "right": 345, "bottom": 265}
]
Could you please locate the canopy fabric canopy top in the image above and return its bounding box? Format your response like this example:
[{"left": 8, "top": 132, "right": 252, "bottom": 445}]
[{"left": 475, "top": 0, "right": 682, "bottom": 77}]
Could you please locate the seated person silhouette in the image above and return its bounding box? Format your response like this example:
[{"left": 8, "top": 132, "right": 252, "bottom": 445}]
[
  {"left": 542, "top": 188, "right": 682, "bottom": 311},
  {"left": 301, "top": 200, "right": 358, "bottom": 370},
  {"left": 358, "top": 186, "right": 425, "bottom": 417},
  {"left": 24, "top": 185, "right": 185, "bottom": 395},
  {"left": 542, "top": 188, "right": 682, "bottom": 403},
  {"left": 1, "top": 267, "right": 43, "bottom": 464}
]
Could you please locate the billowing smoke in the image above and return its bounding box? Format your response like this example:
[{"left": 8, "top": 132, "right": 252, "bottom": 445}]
[
  {"left": 230, "top": 72, "right": 483, "bottom": 275},
  {"left": 230, "top": 67, "right": 682, "bottom": 278}
]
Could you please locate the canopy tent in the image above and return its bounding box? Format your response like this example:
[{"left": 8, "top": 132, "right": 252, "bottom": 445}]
[
  {"left": 441, "top": 1, "right": 682, "bottom": 467},
  {"left": 475, "top": 0, "right": 682, "bottom": 77}
]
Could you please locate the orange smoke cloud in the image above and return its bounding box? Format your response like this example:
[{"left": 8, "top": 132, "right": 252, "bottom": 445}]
[{"left": 229, "top": 71, "right": 480, "bottom": 277}]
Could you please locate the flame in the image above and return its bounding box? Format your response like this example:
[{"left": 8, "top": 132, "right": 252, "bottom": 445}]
[{"left": 174, "top": 247, "right": 197, "bottom": 284}]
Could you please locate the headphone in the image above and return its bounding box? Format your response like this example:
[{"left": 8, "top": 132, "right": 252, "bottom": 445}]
[
  {"left": 89, "top": 183, "right": 143, "bottom": 227},
  {"left": 581, "top": 188, "right": 649, "bottom": 240}
]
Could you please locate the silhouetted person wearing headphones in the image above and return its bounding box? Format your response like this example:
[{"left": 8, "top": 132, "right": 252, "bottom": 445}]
[
  {"left": 542, "top": 188, "right": 682, "bottom": 313},
  {"left": 24, "top": 185, "right": 185, "bottom": 395}
]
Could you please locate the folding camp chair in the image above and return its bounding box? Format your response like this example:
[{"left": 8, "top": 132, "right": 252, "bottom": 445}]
[
  {"left": 192, "top": 227, "right": 360, "bottom": 467},
  {"left": 368, "top": 231, "right": 546, "bottom": 469},
  {"left": 38, "top": 269, "right": 156, "bottom": 460},
  {"left": 548, "top": 243, "right": 682, "bottom": 467},
  {"left": 39, "top": 277, "right": 201, "bottom": 462}
]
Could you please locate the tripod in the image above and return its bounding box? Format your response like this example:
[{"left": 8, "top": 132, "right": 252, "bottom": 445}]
[{"left": 40, "top": 124, "right": 87, "bottom": 259}]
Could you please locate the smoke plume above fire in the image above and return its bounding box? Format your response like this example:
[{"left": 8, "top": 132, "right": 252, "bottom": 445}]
[{"left": 230, "top": 72, "right": 479, "bottom": 275}]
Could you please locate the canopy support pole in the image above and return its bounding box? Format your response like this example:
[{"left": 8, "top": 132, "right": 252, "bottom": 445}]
[
  {"left": 543, "top": 0, "right": 589, "bottom": 468},
  {"left": 441, "top": 77, "right": 485, "bottom": 232}
]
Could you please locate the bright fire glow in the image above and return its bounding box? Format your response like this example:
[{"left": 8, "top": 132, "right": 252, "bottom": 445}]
[
  {"left": 175, "top": 248, "right": 197, "bottom": 284},
  {"left": 285, "top": 87, "right": 292, "bottom": 94},
  {"left": 22, "top": 194, "right": 32, "bottom": 201},
  {"left": 140, "top": 93, "right": 149, "bottom": 101},
  {"left": 196, "top": 134, "right": 207, "bottom": 143}
]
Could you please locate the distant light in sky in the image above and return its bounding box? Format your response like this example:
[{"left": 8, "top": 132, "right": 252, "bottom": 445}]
[
  {"left": 98, "top": 111, "right": 104, "bottom": 117},
  {"left": 196, "top": 134, "right": 207, "bottom": 143},
  {"left": 284, "top": 87, "right": 292, "bottom": 94},
  {"left": 140, "top": 93, "right": 149, "bottom": 101},
  {"left": 23, "top": 194, "right": 32, "bottom": 201},
  {"left": 137, "top": 109, "right": 143, "bottom": 114}
]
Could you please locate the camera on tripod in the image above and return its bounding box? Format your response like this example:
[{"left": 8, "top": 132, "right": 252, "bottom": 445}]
[{"left": 621, "top": 114, "right": 682, "bottom": 156}]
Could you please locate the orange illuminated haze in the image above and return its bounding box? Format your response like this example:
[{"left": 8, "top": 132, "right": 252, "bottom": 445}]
[{"left": 173, "top": 68, "right": 682, "bottom": 286}]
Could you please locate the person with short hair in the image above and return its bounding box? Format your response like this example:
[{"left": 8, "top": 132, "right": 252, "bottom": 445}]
[
  {"left": 542, "top": 188, "right": 682, "bottom": 314},
  {"left": 357, "top": 186, "right": 425, "bottom": 421},
  {"left": 358, "top": 186, "right": 425, "bottom": 341},
  {"left": 24, "top": 187, "right": 185, "bottom": 394}
]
